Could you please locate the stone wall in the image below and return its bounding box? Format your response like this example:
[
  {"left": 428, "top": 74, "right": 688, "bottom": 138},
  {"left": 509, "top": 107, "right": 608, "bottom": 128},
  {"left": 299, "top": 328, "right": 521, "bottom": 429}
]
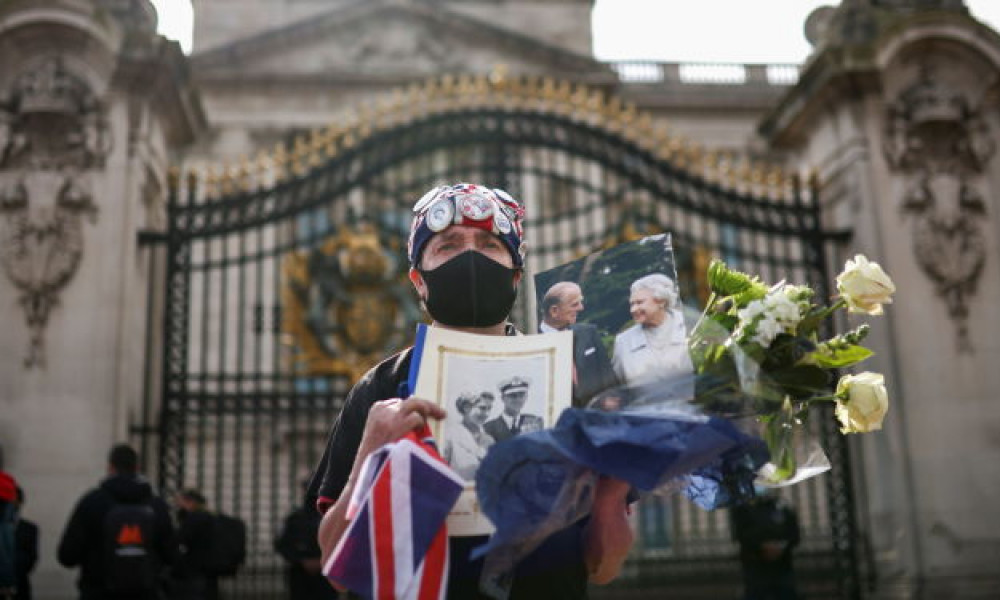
[{"left": 0, "top": 1, "right": 203, "bottom": 597}]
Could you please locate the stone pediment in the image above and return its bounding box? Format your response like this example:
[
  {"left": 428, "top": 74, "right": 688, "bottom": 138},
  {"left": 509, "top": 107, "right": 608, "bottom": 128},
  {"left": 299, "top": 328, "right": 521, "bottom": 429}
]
[{"left": 192, "top": 0, "right": 610, "bottom": 80}]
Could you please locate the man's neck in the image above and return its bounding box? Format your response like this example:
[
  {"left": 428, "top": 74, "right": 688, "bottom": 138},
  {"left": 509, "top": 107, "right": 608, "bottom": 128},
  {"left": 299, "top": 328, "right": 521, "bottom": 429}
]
[{"left": 541, "top": 319, "right": 566, "bottom": 332}]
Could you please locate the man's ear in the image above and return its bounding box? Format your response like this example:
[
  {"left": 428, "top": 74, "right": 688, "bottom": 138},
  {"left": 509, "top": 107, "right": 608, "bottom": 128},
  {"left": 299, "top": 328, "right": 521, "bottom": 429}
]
[
  {"left": 513, "top": 269, "right": 523, "bottom": 288},
  {"left": 409, "top": 267, "right": 427, "bottom": 299}
]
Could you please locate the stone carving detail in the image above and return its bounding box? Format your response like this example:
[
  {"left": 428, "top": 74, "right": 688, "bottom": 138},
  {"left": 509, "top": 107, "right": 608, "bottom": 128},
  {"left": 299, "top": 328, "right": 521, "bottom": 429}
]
[
  {"left": 0, "top": 57, "right": 110, "bottom": 367},
  {"left": 884, "top": 67, "right": 994, "bottom": 350}
]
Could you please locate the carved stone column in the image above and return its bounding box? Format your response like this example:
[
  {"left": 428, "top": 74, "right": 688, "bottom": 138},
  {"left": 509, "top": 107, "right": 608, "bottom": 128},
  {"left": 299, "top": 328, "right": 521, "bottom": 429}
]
[
  {"left": 0, "top": 57, "right": 111, "bottom": 367},
  {"left": 883, "top": 66, "right": 995, "bottom": 351}
]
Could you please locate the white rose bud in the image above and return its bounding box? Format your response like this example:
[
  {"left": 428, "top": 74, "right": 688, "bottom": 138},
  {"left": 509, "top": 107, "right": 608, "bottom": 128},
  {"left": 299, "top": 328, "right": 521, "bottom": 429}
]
[
  {"left": 836, "top": 254, "right": 896, "bottom": 315},
  {"left": 835, "top": 372, "right": 889, "bottom": 434}
]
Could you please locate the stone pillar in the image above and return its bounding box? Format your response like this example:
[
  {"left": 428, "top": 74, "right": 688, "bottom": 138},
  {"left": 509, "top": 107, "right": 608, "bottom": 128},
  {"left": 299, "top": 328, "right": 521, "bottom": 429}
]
[
  {"left": 0, "top": 1, "right": 204, "bottom": 597},
  {"left": 761, "top": 3, "right": 1000, "bottom": 597}
]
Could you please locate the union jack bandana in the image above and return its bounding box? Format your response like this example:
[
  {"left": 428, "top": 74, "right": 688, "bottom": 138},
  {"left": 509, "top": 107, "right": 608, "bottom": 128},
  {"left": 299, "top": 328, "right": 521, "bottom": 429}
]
[
  {"left": 407, "top": 183, "right": 526, "bottom": 268},
  {"left": 324, "top": 425, "right": 464, "bottom": 600}
]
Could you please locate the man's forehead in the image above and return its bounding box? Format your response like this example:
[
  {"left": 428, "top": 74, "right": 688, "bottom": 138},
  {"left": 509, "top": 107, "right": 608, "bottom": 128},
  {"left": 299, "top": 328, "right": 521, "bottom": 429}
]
[{"left": 427, "top": 225, "right": 498, "bottom": 246}]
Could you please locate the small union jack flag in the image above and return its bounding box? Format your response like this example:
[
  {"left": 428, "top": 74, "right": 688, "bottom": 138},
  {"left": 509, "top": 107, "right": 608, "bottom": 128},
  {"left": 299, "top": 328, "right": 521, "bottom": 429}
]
[{"left": 324, "top": 426, "right": 464, "bottom": 600}]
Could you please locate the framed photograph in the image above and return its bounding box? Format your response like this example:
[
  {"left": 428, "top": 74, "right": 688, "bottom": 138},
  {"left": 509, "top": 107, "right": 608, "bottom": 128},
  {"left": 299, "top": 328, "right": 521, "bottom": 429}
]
[
  {"left": 534, "top": 233, "right": 694, "bottom": 409},
  {"left": 534, "top": 232, "right": 693, "bottom": 552},
  {"left": 411, "top": 324, "right": 573, "bottom": 536}
]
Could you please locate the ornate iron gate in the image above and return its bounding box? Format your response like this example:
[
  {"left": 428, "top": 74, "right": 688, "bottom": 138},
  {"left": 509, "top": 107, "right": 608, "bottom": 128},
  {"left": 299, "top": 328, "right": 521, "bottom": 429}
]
[{"left": 151, "top": 75, "right": 859, "bottom": 598}]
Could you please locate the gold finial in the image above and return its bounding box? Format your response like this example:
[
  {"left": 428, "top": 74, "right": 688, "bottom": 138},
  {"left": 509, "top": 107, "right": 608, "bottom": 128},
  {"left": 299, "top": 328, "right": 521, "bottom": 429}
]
[
  {"left": 273, "top": 143, "right": 290, "bottom": 182},
  {"left": 620, "top": 101, "right": 637, "bottom": 126},
  {"left": 687, "top": 146, "right": 704, "bottom": 174},
  {"left": 440, "top": 73, "right": 456, "bottom": 98},
  {"left": 204, "top": 164, "right": 219, "bottom": 199},
  {"left": 570, "top": 83, "right": 589, "bottom": 113},
  {"left": 290, "top": 137, "right": 308, "bottom": 176},
  {"left": 342, "top": 128, "right": 356, "bottom": 149},
  {"left": 237, "top": 156, "right": 252, "bottom": 191},
  {"left": 473, "top": 73, "right": 490, "bottom": 102},
  {"left": 167, "top": 167, "right": 180, "bottom": 195},
  {"left": 634, "top": 113, "right": 654, "bottom": 141},
  {"left": 541, "top": 77, "right": 558, "bottom": 101},
  {"left": 254, "top": 150, "right": 270, "bottom": 187},
  {"left": 307, "top": 132, "right": 323, "bottom": 169},
  {"left": 604, "top": 95, "right": 622, "bottom": 119},
  {"left": 321, "top": 125, "right": 339, "bottom": 158},
  {"left": 489, "top": 63, "right": 509, "bottom": 89},
  {"left": 556, "top": 79, "right": 572, "bottom": 102},
  {"left": 424, "top": 78, "right": 440, "bottom": 102},
  {"left": 185, "top": 167, "right": 199, "bottom": 197},
  {"left": 456, "top": 73, "right": 475, "bottom": 101},
  {"left": 215, "top": 163, "right": 229, "bottom": 197}
]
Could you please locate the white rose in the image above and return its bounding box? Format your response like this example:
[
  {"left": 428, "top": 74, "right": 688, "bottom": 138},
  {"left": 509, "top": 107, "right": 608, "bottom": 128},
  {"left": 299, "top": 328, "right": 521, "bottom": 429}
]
[
  {"left": 836, "top": 254, "right": 896, "bottom": 315},
  {"left": 834, "top": 372, "right": 889, "bottom": 434}
]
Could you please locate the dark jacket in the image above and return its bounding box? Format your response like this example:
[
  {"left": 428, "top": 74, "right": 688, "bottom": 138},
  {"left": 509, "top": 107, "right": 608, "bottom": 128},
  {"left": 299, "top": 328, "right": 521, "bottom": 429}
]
[
  {"left": 569, "top": 323, "right": 619, "bottom": 406},
  {"left": 15, "top": 517, "right": 38, "bottom": 599},
  {"left": 274, "top": 505, "right": 338, "bottom": 600},
  {"left": 57, "top": 473, "right": 177, "bottom": 598},
  {"left": 731, "top": 496, "right": 800, "bottom": 576},
  {"left": 175, "top": 509, "right": 214, "bottom": 579}
]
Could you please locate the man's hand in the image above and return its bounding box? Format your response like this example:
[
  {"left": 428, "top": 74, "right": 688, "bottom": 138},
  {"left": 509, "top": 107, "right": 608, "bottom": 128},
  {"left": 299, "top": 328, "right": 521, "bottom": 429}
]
[
  {"left": 318, "top": 396, "right": 446, "bottom": 580},
  {"left": 355, "top": 397, "right": 446, "bottom": 460},
  {"left": 584, "top": 476, "right": 634, "bottom": 584}
]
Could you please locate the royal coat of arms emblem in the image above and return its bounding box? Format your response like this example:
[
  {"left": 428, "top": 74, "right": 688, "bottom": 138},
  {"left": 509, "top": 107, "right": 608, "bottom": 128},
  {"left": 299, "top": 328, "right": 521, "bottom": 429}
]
[{"left": 283, "top": 223, "right": 419, "bottom": 381}]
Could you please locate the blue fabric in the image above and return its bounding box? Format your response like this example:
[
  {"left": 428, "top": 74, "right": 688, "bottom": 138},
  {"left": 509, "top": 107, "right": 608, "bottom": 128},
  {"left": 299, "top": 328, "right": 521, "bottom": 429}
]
[{"left": 474, "top": 408, "right": 768, "bottom": 568}]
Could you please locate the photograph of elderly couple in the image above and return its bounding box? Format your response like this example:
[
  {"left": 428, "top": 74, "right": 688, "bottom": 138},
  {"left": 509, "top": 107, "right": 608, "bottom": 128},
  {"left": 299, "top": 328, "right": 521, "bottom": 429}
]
[{"left": 535, "top": 233, "right": 694, "bottom": 407}]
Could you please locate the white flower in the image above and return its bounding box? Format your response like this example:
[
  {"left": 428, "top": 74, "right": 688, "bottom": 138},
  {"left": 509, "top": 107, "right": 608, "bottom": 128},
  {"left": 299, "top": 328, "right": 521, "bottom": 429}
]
[
  {"left": 836, "top": 255, "right": 896, "bottom": 316},
  {"left": 752, "top": 316, "right": 783, "bottom": 347},
  {"left": 737, "top": 299, "right": 766, "bottom": 322},
  {"left": 834, "top": 372, "right": 889, "bottom": 433},
  {"left": 782, "top": 284, "right": 813, "bottom": 303},
  {"left": 764, "top": 292, "right": 801, "bottom": 325}
]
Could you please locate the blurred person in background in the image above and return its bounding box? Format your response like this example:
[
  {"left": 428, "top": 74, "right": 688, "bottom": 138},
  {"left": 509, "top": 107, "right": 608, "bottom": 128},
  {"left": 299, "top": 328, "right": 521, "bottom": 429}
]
[{"left": 275, "top": 482, "right": 338, "bottom": 600}]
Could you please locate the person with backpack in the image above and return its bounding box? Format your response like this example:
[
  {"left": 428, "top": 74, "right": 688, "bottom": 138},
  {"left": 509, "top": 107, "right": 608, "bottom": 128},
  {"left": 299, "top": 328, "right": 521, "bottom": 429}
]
[
  {"left": 57, "top": 444, "right": 178, "bottom": 600},
  {"left": 274, "top": 482, "right": 338, "bottom": 600},
  {"left": 171, "top": 489, "right": 217, "bottom": 600}
]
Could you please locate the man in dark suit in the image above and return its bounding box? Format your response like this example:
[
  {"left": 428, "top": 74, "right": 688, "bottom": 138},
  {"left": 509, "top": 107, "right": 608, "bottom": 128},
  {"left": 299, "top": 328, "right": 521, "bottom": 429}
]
[
  {"left": 539, "top": 282, "right": 619, "bottom": 406},
  {"left": 484, "top": 376, "right": 539, "bottom": 442}
]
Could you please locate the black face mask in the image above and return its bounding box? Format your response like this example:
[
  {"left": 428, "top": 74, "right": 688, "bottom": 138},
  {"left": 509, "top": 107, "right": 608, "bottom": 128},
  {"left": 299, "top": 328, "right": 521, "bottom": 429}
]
[{"left": 418, "top": 250, "right": 519, "bottom": 327}]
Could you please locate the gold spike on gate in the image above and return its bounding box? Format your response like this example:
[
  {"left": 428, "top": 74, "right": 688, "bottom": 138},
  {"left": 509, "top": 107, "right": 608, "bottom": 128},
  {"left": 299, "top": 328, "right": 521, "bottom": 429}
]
[{"left": 273, "top": 143, "right": 289, "bottom": 182}]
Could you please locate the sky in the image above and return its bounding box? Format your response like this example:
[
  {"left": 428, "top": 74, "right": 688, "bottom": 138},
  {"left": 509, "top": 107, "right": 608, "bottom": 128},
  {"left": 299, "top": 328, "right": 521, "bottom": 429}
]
[{"left": 152, "top": 0, "right": 1000, "bottom": 64}]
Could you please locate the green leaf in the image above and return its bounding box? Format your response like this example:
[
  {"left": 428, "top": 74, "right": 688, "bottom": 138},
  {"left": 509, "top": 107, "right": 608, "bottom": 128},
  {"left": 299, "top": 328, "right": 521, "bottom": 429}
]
[
  {"left": 763, "top": 411, "right": 797, "bottom": 482},
  {"left": 731, "top": 285, "right": 768, "bottom": 307},
  {"left": 809, "top": 344, "right": 874, "bottom": 369},
  {"left": 763, "top": 334, "right": 816, "bottom": 370},
  {"left": 766, "top": 365, "right": 831, "bottom": 400},
  {"left": 707, "top": 259, "right": 769, "bottom": 298}
]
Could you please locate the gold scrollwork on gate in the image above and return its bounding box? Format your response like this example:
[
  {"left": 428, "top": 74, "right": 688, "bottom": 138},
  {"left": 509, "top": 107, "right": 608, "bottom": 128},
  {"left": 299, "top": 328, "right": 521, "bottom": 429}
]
[{"left": 282, "top": 223, "right": 416, "bottom": 381}]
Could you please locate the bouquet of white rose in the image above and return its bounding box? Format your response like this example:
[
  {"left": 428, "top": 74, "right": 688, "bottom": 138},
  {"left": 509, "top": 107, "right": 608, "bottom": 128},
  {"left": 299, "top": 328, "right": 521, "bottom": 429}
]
[{"left": 689, "top": 254, "right": 896, "bottom": 482}]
